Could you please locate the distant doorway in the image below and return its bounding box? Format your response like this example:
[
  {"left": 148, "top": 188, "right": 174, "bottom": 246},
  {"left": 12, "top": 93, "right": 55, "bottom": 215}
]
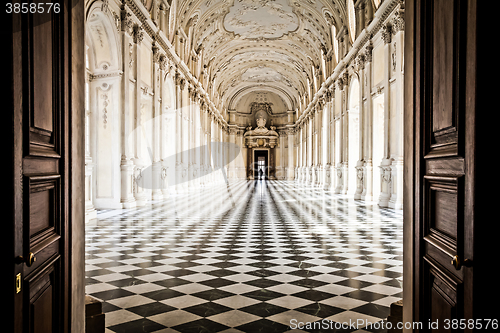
[{"left": 254, "top": 150, "right": 269, "bottom": 179}]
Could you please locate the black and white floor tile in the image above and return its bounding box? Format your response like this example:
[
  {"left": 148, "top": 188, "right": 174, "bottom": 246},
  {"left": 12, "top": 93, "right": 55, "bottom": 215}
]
[{"left": 85, "top": 180, "right": 403, "bottom": 333}]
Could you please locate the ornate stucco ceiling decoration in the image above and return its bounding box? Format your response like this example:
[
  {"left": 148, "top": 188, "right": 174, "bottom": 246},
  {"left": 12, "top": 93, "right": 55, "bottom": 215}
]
[
  {"left": 241, "top": 66, "right": 284, "bottom": 82},
  {"left": 176, "top": 0, "right": 347, "bottom": 117},
  {"left": 223, "top": 0, "right": 299, "bottom": 39}
]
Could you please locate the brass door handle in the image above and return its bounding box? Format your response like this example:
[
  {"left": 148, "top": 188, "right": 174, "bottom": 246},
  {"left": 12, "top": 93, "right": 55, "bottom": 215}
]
[
  {"left": 16, "top": 252, "right": 36, "bottom": 267},
  {"left": 451, "top": 255, "right": 472, "bottom": 270}
]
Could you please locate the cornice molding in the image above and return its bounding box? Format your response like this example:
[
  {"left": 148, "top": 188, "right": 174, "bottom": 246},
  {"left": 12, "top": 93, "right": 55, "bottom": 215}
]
[{"left": 88, "top": 70, "right": 123, "bottom": 81}]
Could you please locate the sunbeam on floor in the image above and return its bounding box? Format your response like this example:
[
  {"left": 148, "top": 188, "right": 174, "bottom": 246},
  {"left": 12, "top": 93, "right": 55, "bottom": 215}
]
[{"left": 85, "top": 180, "right": 403, "bottom": 333}]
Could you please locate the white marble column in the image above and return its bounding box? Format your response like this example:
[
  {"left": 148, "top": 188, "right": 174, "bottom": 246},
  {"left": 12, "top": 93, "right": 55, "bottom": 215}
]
[
  {"left": 181, "top": 83, "right": 189, "bottom": 192},
  {"left": 389, "top": 19, "right": 404, "bottom": 210},
  {"left": 194, "top": 93, "right": 201, "bottom": 188},
  {"left": 355, "top": 55, "right": 365, "bottom": 200},
  {"left": 152, "top": 45, "right": 163, "bottom": 201},
  {"left": 236, "top": 130, "right": 246, "bottom": 179},
  {"left": 209, "top": 117, "right": 216, "bottom": 185},
  {"left": 329, "top": 86, "right": 336, "bottom": 192},
  {"left": 160, "top": 61, "right": 171, "bottom": 198},
  {"left": 322, "top": 92, "right": 331, "bottom": 190},
  {"left": 379, "top": 25, "right": 393, "bottom": 207},
  {"left": 84, "top": 104, "right": 97, "bottom": 220},
  {"left": 342, "top": 73, "right": 349, "bottom": 195},
  {"left": 334, "top": 79, "right": 344, "bottom": 194},
  {"left": 315, "top": 104, "right": 323, "bottom": 186},
  {"left": 363, "top": 42, "right": 373, "bottom": 202},
  {"left": 119, "top": 19, "right": 136, "bottom": 209},
  {"left": 186, "top": 85, "right": 195, "bottom": 190},
  {"left": 133, "top": 26, "right": 147, "bottom": 206},
  {"left": 199, "top": 102, "right": 206, "bottom": 187},
  {"left": 200, "top": 105, "right": 208, "bottom": 186},
  {"left": 306, "top": 116, "right": 313, "bottom": 185},
  {"left": 287, "top": 127, "right": 295, "bottom": 180},
  {"left": 174, "top": 71, "right": 185, "bottom": 194},
  {"left": 297, "top": 125, "right": 303, "bottom": 182},
  {"left": 278, "top": 131, "right": 287, "bottom": 180}
]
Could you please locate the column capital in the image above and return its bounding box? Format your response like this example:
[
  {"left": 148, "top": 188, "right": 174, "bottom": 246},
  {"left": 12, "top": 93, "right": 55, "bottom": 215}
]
[
  {"left": 329, "top": 84, "right": 336, "bottom": 95},
  {"left": 391, "top": 10, "right": 405, "bottom": 34},
  {"left": 133, "top": 25, "right": 144, "bottom": 44},
  {"left": 187, "top": 84, "right": 195, "bottom": 97},
  {"left": 175, "top": 71, "right": 186, "bottom": 90},
  {"left": 356, "top": 53, "right": 365, "bottom": 70},
  {"left": 318, "top": 96, "right": 325, "bottom": 109},
  {"left": 152, "top": 44, "right": 161, "bottom": 63},
  {"left": 325, "top": 90, "right": 332, "bottom": 101},
  {"left": 382, "top": 24, "right": 392, "bottom": 44},
  {"left": 278, "top": 130, "right": 288, "bottom": 137},
  {"left": 364, "top": 41, "right": 373, "bottom": 62},
  {"left": 120, "top": 8, "right": 134, "bottom": 35},
  {"left": 159, "top": 54, "right": 167, "bottom": 70}
]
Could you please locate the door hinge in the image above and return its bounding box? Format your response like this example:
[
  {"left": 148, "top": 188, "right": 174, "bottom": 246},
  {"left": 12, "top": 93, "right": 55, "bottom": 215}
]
[{"left": 15, "top": 273, "right": 21, "bottom": 293}]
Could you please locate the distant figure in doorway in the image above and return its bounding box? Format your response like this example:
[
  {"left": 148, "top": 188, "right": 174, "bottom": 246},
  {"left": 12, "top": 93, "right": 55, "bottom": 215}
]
[{"left": 259, "top": 168, "right": 263, "bottom": 180}]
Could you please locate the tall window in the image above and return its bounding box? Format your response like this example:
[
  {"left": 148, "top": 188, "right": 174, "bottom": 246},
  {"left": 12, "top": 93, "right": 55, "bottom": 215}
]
[
  {"left": 347, "top": 0, "right": 356, "bottom": 43},
  {"left": 332, "top": 25, "right": 338, "bottom": 63}
]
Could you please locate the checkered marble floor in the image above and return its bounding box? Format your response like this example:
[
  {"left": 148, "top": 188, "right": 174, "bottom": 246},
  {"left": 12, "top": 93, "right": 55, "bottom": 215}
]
[{"left": 86, "top": 180, "right": 403, "bottom": 333}]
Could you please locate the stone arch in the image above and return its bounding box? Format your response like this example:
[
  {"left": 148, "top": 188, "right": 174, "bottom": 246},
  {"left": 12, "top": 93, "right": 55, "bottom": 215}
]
[{"left": 85, "top": 1, "right": 121, "bottom": 72}]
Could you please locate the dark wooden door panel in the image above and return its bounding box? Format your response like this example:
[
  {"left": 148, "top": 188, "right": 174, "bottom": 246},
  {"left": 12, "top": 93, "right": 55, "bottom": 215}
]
[
  {"left": 431, "top": 0, "right": 455, "bottom": 135},
  {"left": 424, "top": 0, "right": 465, "bottom": 157},
  {"left": 27, "top": 10, "right": 61, "bottom": 158},
  {"left": 12, "top": 1, "right": 70, "bottom": 332},
  {"left": 32, "top": 13, "right": 54, "bottom": 135},
  {"left": 424, "top": 258, "right": 462, "bottom": 333},
  {"left": 411, "top": 0, "right": 474, "bottom": 328},
  {"left": 27, "top": 258, "right": 59, "bottom": 333}
]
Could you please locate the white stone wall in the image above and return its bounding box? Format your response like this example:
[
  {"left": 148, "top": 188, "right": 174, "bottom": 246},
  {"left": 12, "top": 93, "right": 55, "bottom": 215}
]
[
  {"left": 291, "top": 1, "right": 405, "bottom": 209},
  {"left": 84, "top": 0, "right": 230, "bottom": 219}
]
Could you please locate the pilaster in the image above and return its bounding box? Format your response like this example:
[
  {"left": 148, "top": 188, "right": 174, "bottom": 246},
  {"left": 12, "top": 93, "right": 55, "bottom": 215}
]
[
  {"left": 379, "top": 23, "right": 393, "bottom": 207},
  {"left": 363, "top": 41, "right": 374, "bottom": 202},
  {"left": 133, "top": 25, "right": 147, "bottom": 206},
  {"left": 287, "top": 127, "right": 295, "bottom": 180}
]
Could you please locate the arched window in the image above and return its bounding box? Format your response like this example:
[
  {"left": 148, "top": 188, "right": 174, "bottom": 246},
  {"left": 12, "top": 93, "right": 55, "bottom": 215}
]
[
  {"left": 332, "top": 25, "right": 338, "bottom": 63},
  {"left": 347, "top": 0, "right": 356, "bottom": 43}
]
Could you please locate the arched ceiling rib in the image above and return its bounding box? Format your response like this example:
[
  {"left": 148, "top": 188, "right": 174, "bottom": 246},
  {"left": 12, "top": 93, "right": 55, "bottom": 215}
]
[{"left": 175, "top": 0, "right": 348, "bottom": 115}]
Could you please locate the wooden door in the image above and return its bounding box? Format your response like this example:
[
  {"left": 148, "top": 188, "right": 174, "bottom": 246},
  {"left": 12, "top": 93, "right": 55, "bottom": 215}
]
[
  {"left": 418, "top": 0, "right": 471, "bottom": 326},
  {"left": 405, "top": 0, "right": 498, "bottom": 330},
  {"left": 10, "top": 1, "right": 71, "bottom": 332}
]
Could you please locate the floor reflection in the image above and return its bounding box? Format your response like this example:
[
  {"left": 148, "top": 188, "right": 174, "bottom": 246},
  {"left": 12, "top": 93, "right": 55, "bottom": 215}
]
[{"left": 86, "top": 180, "right": 403, "bottom": 333}]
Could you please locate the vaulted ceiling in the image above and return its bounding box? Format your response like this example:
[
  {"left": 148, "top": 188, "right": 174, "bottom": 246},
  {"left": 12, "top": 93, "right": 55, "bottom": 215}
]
[{"left": 175, "top": 0, "right": 349, "bottom": 115}]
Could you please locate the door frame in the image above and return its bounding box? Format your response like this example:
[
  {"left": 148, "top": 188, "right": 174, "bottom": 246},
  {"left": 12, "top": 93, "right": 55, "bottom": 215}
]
[
  {"left": 253, "top": 149, "right": 269, "bottom": 179},
  {"left": 403, "top": 0, "right": 415, "bottom": 327}
]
